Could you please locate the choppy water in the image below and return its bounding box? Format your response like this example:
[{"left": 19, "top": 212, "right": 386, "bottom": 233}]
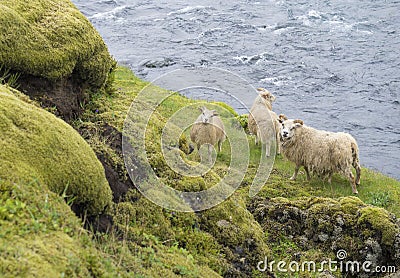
[{"left": 72, "top": 0, "right": 399, "bottom": 180}]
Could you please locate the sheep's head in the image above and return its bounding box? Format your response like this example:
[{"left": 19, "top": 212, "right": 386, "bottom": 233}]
[
  {"left": 280, "top": 118, "right": 304, "bottom": 140},
  {"left": 199, "top": 106, "right": 218, "bottom": 124},
  {"left": 278, "top": 114, "right": 288, "bottom": 123},
  {"left": 257, "top": 88, "right": 276, "bottom": 103}
]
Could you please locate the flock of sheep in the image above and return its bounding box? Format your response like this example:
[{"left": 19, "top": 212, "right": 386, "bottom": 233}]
[{"left": 189, "top": 88, "right": 361, "bottom": 194}]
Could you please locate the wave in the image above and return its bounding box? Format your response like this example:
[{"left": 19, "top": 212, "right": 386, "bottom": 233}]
[
  {"left": 167, "top": 6, "right": 213, "bottom": 16},
  {"left": 233, "top": 52, "right": 275, "bottom": 65},
  {"left": 89, "top": 5, "right": 128, "bottom": 20},
  {"left": 260, "top": 76, "right": 292, "bottom": 87}
]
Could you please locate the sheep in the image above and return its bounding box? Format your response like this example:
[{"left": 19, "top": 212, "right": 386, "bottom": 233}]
[
  {"left": 248, "top": 88, "right": 281, "bottom": 156},
  {"left": 278, "top": 115, "right": 361, "bottom": 194},
  {"left": 190, "top": 106, "right": 226, "bottom": 161}
]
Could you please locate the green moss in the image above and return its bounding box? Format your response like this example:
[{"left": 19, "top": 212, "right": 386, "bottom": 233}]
[
  {"left": 0, "top": 85, "right": 112, "bottom": 215},
  {"left": 0, "top": 0, "right": 114, "bottom": 88},
  {"left": 211, "top": 101, "right": 238, "bottom": 117},
  {"left": 357, "top": 206, "right": 399, "bottom": 245},
  {"left": 0, "top": 179, "right": 119, "bottom": 277},
  {"left": 236, "top": 114, "right": 249, "bottom": 132},
  {"left": 200, "top": 194, "right": 270, "bottom": 267}
]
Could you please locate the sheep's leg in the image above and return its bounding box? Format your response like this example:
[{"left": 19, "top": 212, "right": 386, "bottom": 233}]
[
  {"left": 265, "top": 142, "right": 270, "bottom": 157},
  {"left": 304, "top": 166, "right": 311, "bottom": 181},
  {"left": 208, "top": 144, "right": 213, "bottom": 162},
  {"left": 353, "top": 159, "right": 361, "bottom": 185},
  {"left": 195, "top": 144, "right": 201, "bottom": 161},
  {"left": 218, "top": 140, "right": 222, "bottom": 152},
  {"left": 290, "top": 165, "right": 300, "bottom": 180},
  {"left": 255, "top": 130, "right": 260, "bottom": 145},
  {"left": 276, "top": 131, "right": 281, "bottom": 155},
  {"left": 347, "top": 170, "right": 358, "bottom": 194},
  {"left": 327, "top": 175, "right": 332, "bottom": 184},
  {"left": 351, "top": 143, "right": 361, "bottom": 185}
]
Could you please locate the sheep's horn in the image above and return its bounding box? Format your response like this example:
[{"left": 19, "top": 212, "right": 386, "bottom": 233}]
[{"left": 293, "top": 119, "right": 304, "bottom": 125}]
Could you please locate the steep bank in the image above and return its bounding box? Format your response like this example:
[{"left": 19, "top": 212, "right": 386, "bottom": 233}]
[{"left": 76, "top": 65, "right": 400, "bottom": 277}]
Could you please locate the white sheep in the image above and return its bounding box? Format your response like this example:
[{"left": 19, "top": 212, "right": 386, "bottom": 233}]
[
  {"left": 278, "top": 115, "right": 361, "bottom": 194},
  {"left": 190, "top": 106, "right": 226, "bottom": 161},
  {"left": 248, "top": 88, "right": 281, "bottom": 156}
]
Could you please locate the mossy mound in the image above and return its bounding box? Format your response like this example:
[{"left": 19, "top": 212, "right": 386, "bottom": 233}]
[
  {"left": 0, "top": 0, "right": 114, "bottom": 87},
  {"left": 199, "top": 193, "right": 270, "bottom": 276},
  {"left": 0, "top": 85, "right": 112, "bottom": 215}
]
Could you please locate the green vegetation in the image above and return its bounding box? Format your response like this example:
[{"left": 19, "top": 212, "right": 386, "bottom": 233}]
[
  {"left": 0, "top": 0, "right": 114, "bottom": 88},
  {"left": 1, "top": 1, "right": 399, "bottom": 276},
  {"left": 0, "top": 63, "right": 400, "bottom": 277},
  {"left": 0, "top": 179, "right": 119, "bottom": 277},
  {"left": 0, "top": 85, "right": 112, "bottom": 215},
  {"left": 76, "top": 66, "right": 400, "bottom": 277}
]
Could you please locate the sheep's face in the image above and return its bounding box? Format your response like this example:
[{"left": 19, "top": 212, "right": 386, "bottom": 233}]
[
  {"left": 280, "top": 119, "right": 304, "bottom": 140},
  {"left": 257, "top": 88, "right": 276, "bottom": 103},
  {"left": 199, "top": 106, "right": 218, "bottom": 124}
]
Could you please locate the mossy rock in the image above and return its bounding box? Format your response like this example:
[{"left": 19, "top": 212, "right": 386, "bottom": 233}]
[
  {"left": 252, "top": 196, "right": 400, "bottom": 269},
  {"left": 0, "top": 85, "right": 112, "bottom": 215},
  {"left": 357, "top": 206, "right": 400, "bottom": 246},
  {"left": 0, "top": 0, "right": 114, "bottom": 88},
  {"left": 200, "top": 194, "right": 270, "bottom": 275}
]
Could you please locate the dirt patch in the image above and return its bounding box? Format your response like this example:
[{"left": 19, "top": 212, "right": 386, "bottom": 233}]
[
  {"left": 78, "top": 123, "right": 134, "bottom": 203},
  {"left": 17, "top": 73, "right": 86, "bottom": 121},
  {"left": 99, "top": 155, "right": 132, "bottom": 203},
  {"left": 98, "top": 123, "right": 133, "bottom": 203}
]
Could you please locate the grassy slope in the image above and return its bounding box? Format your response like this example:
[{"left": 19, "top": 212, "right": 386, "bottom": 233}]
[
  {"left": 77, "top": 66, "right": 400, "bottom": 277},
  {"left": 99, "top": 66, "right": 400, "bottom": 216},
  {"left": 1, "top": 64, "right": 399, "bottom": 277}
]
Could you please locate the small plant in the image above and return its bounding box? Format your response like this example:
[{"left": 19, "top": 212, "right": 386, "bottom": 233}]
[
  {"left": 0, "top": 64, "right": 20, "bottom": 89},
  {"left": 367, "top": 191, "right": 391, "bottom": 208},
  {"left": 61, "top": 183, "right": 77, "bottom": 207}
]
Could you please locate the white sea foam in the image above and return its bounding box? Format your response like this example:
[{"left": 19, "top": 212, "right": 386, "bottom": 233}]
[
  {"left": 260, "top": 76, "right": 292, "bottom": 86},
  {"left": 308, "top": 10, "right": 322, "bottom": 19},
  {"left": 89, "top": 5, "right": 127, "bottom": 20},
  {"left": 167, "top": 6, "right": 211, "bottom": 16},
  {"left": 233, "top": 52, "right": 274, "bottom": 65}
]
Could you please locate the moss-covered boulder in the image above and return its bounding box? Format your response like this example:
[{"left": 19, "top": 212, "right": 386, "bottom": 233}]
[
  {"left": 0, "top": 0, "right": 115, "bottom": 119},
  {"left": 200, "top": 194, "right": 271, "bottom": 276},
  {"left": 251, "top": 196, "right": 400, "bottom": 274},
  {"left": 0, "top": 85, "right": 112, "bottom": 215}
]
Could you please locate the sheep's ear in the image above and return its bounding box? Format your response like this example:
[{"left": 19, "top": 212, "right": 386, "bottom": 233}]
[
  {"left": 278, "top": 114, "right": 287, "bottom": 123},
  {"left": 212, "top": 110, "right": 219, "bottom": 116},
  {"left": 293, "top": 119, "right": 304, "bottom": 127},
  {"left": 257, "top": 87, "right": 265, "bottom": 92},
  {"left": 199, "top": 106, "right": 205, "bottom": 112}
]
